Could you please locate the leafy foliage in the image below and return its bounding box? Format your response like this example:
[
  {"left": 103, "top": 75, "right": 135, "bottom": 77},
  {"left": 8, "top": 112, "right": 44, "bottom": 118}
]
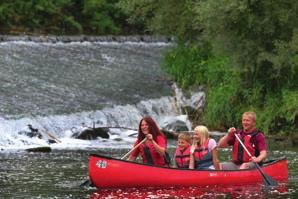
[
  {"left": 0, "top": 0, "right": 135, "bottom": 34},
  {"left": 162, "top": 42, "right": 212, "bottom": 88},
  {"left": 117, "top": 0, "right": 202, "bottom": 40},
  {"left": 82, "top": 0, "right": 122, "bottom": 34},
  {"left": 159, "top": 0, "right": 298, "bottom": 134},
  {"left": 162, "top": 44, "right": 242, "bottom": 130},
  {"left": 194, "top": 0, "right": 298, "bottom": 134}
]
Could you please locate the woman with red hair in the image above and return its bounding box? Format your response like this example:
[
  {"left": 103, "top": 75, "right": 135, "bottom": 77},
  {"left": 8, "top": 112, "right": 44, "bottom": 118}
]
[{"left": 128, "top": 116, "right": 168, "bottom": 167}]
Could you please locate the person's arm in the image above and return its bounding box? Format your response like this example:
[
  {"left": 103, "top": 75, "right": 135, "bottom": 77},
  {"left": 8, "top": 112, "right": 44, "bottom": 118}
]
[
  {"left": 146, "top": 134, "right": 166, "bottom": 156},
  {"left": 251, "top": 133, "right": 267, "bottom": 163},
  {"left": 251, "top": 150, "right": 267, "bottom": 163},
  {"left": 128, "top": 155, "right": 137, "bottom": 161},
  {"left": 172, "top": 153, "right": 177, "bottom": 168},
  {"left": 240, "top": 150, "right": 267, "bottom": 169},
  {"left": 211, "top": 148, "right": 220, "bottom": 170},
  {"left": 217, "top": 127, "right": 236, "bottom": 148},
  {"left": 152, "top": 140, "right": 165, "bottom": 156},
  {"left": 127, "top": 140, "right": 140, "bottom": 161},
  {"left": 189, "top": 145, "right": 196, "bottom": 169}
]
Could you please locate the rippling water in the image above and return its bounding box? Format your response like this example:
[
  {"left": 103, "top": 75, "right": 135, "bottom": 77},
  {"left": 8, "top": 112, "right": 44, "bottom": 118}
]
[
  {"left": 1, "top": 145, "right": 297, "bottom": 198},
  {"left": 0, "top": 41, "right": 171, "bottom": 118},
  {"left": 0, "top": 39, "right": 297, "bottom": 198},
  {"left": 0, "top": 40, "right": 184, "bottom": 150}
]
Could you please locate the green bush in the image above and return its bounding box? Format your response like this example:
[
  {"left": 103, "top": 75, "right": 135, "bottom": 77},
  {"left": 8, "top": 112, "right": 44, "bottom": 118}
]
[{"left": 162, "top": 42, "right": 212, "bottom": 89}]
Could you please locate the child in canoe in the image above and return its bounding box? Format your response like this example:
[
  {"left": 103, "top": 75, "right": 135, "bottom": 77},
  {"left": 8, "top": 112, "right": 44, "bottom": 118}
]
[
  {"left": 189, "top": 125, "right": 220, "bottom": 170},
  {"left": 174, "top": 132, "right": 192, "bottom": 168}
]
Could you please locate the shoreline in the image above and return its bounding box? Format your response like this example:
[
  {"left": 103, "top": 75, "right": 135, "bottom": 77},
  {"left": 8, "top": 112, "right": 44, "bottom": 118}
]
[{"left": 0, "top": 35, "right": 174, "bottom": 43}]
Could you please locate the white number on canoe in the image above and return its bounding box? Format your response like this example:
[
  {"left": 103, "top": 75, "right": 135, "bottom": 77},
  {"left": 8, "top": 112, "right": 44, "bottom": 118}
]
[{"left": 96, "top": 160, "right": 107, "bottom": 168}]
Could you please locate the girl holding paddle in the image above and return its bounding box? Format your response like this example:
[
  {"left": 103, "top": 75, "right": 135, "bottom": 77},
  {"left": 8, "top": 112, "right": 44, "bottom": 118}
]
[{"left": 128, "top": 116, "right": 168, "bottom": 167}]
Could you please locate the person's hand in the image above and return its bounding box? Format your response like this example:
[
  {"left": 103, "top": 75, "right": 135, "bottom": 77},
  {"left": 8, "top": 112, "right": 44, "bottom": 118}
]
[
  {"left": 239, "top": 162, "right": 251, "bottom": 169},
  {"left": 250, "top": 156, "right": 258, "bottom": 163},
  {"left": 190, "top": 144, "right": 196, "bottom": 154},
  {"left": 146, "top": 134, "right": 153, "bottom": 141},
  {"left": 228, "top": 127, "right": 236, "bottom": 136}
]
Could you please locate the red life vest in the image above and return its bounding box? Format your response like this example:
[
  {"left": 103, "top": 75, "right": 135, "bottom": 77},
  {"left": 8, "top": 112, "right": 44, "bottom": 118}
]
[
  {"left": 137, "top": 135, "right": 168, "bottom": 167},
  {"left": 193, "top": 139, "right": 213, "bottom": 169},
  {"left": 194, "top": 138, "right": 209, "bottom": 161},
  {"left": 175, "top": 145, "right": 191, "bottom": 168},
  {"left": 232, "top": 131, "right": 260, "bottom": 164}
]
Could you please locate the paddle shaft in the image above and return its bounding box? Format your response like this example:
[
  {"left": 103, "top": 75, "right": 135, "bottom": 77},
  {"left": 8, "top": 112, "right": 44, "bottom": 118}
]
[
  {"left": 234, "top": 133, "right": 253, "bottom": 157},
  {"left": 234, "top": 133, "right": 277, "bottom": 186},
  {"left": 121, "top": 138, "right": 147, "bottom": 160},
  {"left": 46, "top": 132, "right": 62, "bottom": 143}
]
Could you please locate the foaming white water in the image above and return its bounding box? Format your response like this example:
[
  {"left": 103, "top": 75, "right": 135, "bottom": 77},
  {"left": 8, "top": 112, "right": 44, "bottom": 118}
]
[{"left": 0, "top": 91, "right": 204, "bottom": 151}]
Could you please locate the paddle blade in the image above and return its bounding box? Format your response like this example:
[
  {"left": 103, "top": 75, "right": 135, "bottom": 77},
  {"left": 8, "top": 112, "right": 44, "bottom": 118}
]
[
  {"left": 262, "top": 173, "right": 278, "bottom": 187},
  {"left": 255, "top": 163, "right": 278, "bottom": 187},
  {"left": 80, "top": 179, "right": 94, "bottom": 187}
]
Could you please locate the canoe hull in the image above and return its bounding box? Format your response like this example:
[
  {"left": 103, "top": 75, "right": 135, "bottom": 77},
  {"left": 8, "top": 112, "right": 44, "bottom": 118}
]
[{"left": 89, "top": 154, "right": 288, "bottom": 189}]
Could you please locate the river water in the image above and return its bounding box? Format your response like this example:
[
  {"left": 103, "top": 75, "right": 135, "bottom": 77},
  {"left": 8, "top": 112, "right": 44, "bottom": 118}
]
[
  {"left": 0, "top": 40, "right": 171, "bottom": 117},
  {"left": 0, "top": 39, "right": 297, "bottom": 198},
  {"left": 0, "top": 40, "right": 196, "bottom": 151},
  {"left": 0, "top": 145, "right": 297, "bottom": 198}
]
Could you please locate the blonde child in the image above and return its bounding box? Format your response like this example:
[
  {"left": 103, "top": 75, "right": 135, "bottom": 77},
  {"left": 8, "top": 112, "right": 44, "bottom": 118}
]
[
  {"left": 189, "top": 125, "right": 220, "bottom": 170},
  {"left": 174, "top": 132, "right": 192, "bottom": 168}
]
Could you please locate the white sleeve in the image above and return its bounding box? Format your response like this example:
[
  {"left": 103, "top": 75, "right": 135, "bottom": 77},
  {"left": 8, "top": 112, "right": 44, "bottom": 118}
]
[{"left": 208, "top": 139, "right": 217, "bottom": 151}]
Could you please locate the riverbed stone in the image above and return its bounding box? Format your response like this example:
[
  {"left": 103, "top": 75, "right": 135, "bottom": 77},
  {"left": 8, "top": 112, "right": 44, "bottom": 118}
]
[{"left": 72, "top": 127, "right": 110, "bottom": 140}]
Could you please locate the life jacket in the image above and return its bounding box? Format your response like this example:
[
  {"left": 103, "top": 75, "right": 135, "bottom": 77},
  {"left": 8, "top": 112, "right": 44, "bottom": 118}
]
[
  {"left": 143, "top": 145, "right": 154, "bottom": 165},
  {"left": 193, "top": 139, "right": 213, "bottom": 169},
  {"left": 138, "top": 135, "right": 168, "bottom": 167},
  {"left": 175, "top": 145, "right": 191, "bottom": 168},
  {"left": 232, "top": 130, "right": 260, "bottom": 164}
]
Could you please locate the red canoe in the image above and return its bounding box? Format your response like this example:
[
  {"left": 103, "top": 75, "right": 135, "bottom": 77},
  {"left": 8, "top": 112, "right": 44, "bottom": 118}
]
[{"left": 88, "top": 154, "right": 288, "bottom": 189}]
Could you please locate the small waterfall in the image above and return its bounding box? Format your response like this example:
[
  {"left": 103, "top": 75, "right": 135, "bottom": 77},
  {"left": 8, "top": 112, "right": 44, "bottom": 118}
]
[
  {"left": 0, "top": 90, "right": 205, "bottom": 151},
  {"left": 0, "top": 40, "right": 173, "bottom": 118},
  {"left": 0, "top": 38, "right": 204, "bottom": 151}
]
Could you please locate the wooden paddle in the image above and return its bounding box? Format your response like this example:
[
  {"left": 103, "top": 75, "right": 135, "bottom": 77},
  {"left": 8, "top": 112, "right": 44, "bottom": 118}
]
[
  {"left": 234, "top": 133, "right": 278, "bottom": 186},
  {"left": 121, "top": 137, "right": 147, "bottom": 160},
  {"left": 80, "top": 137, "right": 147, "bottom": 187},
  {"left": 45, "top": 131, "right": 62, "bottom": 143}
]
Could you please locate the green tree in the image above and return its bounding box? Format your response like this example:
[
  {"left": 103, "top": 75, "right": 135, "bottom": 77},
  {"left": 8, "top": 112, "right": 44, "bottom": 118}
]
[
  {"left": 0, "top": 0, "right": 82, "bottom": 34},
  {"left": 82, "top": 0, "right": 121, "bottom": 34},
  {"left": 117, "top": 0, "right": 201, "bottom": 40},
  {"left": 0, "top": 0, "right": 140, "bottom": 35},
  {"left": 197, "top": 0, "right": 298, "bottom": 133},
  {"left": 126, "top": 0, "right": 298, "bottom": 134}
]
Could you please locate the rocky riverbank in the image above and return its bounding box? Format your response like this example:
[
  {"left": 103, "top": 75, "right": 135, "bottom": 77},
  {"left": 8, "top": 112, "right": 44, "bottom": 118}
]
[{"left": 0, "top": 35, "right": 173, "bottom": 43}]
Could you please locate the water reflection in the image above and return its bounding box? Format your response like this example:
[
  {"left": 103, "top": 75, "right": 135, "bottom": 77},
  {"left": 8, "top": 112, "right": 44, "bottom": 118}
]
[
  {"left": 0, "top": 147, "right": 297, "bottom": 198},
  {"left": 90, "top": 184, "right": 289, "bottom": 199}
]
